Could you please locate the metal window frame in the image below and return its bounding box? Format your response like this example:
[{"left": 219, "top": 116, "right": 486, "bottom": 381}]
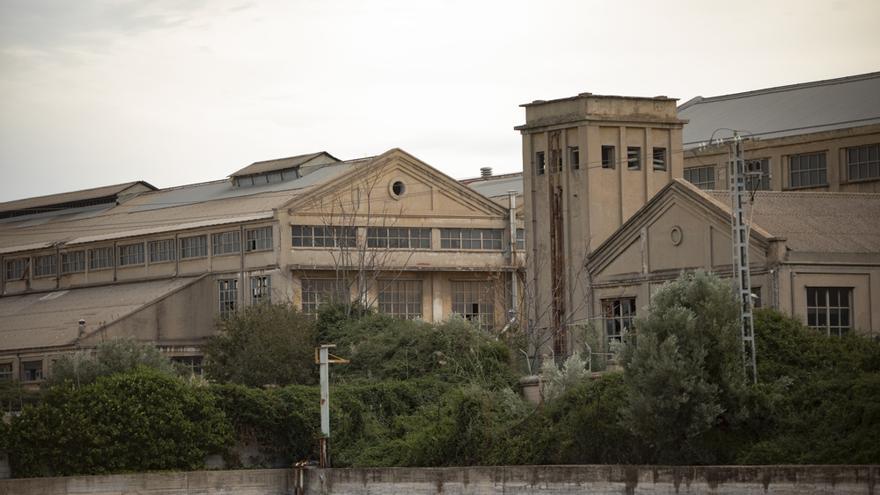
[
  {"left": 212, "top": 230, "right": 241, "bottom": 256},
  {"left": 61, "top": 251, "right": 86, "bottom": 274},
  {"left": 451, "top": 280, "right": 495, "bottom": 331},
  {"left": 378, "top": 279, "right": 423, "bottom": 319}
]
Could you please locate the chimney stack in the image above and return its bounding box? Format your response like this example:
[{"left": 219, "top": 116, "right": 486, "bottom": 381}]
[{"left": 480, "top": 167, "right": 492, "bottom": 179}]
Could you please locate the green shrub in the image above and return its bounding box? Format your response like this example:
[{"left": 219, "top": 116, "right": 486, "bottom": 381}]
[
  {"left": 47, "top": 338, "right": 176, "bottom": 387},
  {"left": 7, "top": 368, "right": 232, "bottom": 477},
  {"left": 205, "top": 302, "right": 317, "bottom": 387}
]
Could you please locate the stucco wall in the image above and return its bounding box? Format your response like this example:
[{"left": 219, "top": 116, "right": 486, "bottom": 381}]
[{"left": 3, "top": 466, "right": 876, "bottom": 495}]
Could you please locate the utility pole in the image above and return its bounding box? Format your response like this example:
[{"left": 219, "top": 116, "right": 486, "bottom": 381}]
[
  {"left": 730, "top": 132, "right": 758, "bottom": 384},
  {"left": 316, "top": 344, "right": 348, "bottom": 468}
]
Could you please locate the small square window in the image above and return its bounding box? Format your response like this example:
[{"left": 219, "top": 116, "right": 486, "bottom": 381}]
[
  {"left": 601, "top": 146, "right": 615, "bottom": 169},
  {"left": 652, "top": 147, "right": 667, "bottom": 171},
  {"left": 627, "top": 147, "right": 641, "bottom": 171},
  {"left": 569, "top": 146, "right": 580, "bottom": 170}
]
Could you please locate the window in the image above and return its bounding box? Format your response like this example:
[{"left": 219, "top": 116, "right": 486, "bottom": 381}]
[
  {"left": 601, "top": 145, "right": 615, "bottom": 169},
  {"left": 218, "top": 279, "right": 238, "bottom": 318},
  {"left": 251, "top": 275, "right": 271, "bottom": 304},
  {"left": 246, "top": 226, "right": 273, "bottom": 251},
  {"left": 6, "top": 258, "right": 27, "bottom": 280},
  {"left": 684, "top": 166, "right": 716, "bottom": 190},
  {"left": 789, "top": 152, "right": 827, "bottom": 188},
  {"left": 652, "top": 147, "right": 667, "bottom": 171},
  {"left": 89, "top": 247, "right": 114, "bottom": 270},
  {"left": 171, "top": 356, "right": 203, "bottom": 376},
  {"left": 61, "top": 251, "right": 85, "bottom": 274},
  {"left": 847, "top": 143, "right": 880, "bottom": 181},
  {"left": 752, "top": 287, "right": 762, "bottom": 309},
  {"left": 292, "top": 225, "right": 357, "bottom": 248},
  {"left": 745, "top": 158, "right": 771, "bottom": 191},
  {"left": 516, "top": 228, "right": 525, "bottom": 251},
  {"left": 627, "top": 147, "right": 641, "bottom": 170},
  {"left": 20, "top": 360, "right": 43, "bottom": 382},
  {"left": 180, "top": 235, "right": 208, "bottom": 259},
  {"left": 440, "top": 229, "right": 503, "bottom": 250},
  {"left": 118, "top": 243, "right": 145, "bottom": 266},
  {"left": 535, "top": 151, "right": 546, "bottom": 176},
  {"left": 212, "top": 231, "right": 241, "bottom": 255},
  {"left": 378, "top": 280, "right": 423, "bottom": 319},
  {"left": 807, "top": 287, "right": 852, "bottom": 337},
  {"left": 603, "top": 297, "right": 636, "bottom": 344},
  {"left": 301, "top": 278, "right": 348, "bottom": 315},
  {"left": 367, "top": 227, "right": 431, "bottom": 249},
  {"left": 452, "top": 281, "right": 495, "bottom": 331},
  {"left": 149, "top": 239, "right": 176, "bottom": 263},
  {"left": 34, "top": 255, "right": 57, "bottom": 278},
  {"left": 569, "top": 146, "right": 580, "bottom": 170},
  {"left": 0, "top": 363, "right": 12, "bottom": 381}
]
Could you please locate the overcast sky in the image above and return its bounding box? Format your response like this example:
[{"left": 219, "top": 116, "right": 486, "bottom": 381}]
[{"left": 1, "top": 0, "right": 878, "bottom": 202}]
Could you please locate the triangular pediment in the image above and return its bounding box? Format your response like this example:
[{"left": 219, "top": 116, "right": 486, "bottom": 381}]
[
  {"left": 589, "top": 180, "right": 775, "bottom": 278},
  {"left": 287, "top": 149, "right": 508, "bottom": 220}
]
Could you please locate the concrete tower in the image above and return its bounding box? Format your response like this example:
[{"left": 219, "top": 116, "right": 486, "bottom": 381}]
[{"left": 515, "top": 93, "right": 686, "bottom": 357}]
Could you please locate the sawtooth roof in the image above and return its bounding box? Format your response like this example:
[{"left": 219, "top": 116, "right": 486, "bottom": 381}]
[
  {"left": 0, "top": 276, "right": 202, "bottom": 352},
  {"left": 678, "top": 71, "right": 880, "bottom": 149}
]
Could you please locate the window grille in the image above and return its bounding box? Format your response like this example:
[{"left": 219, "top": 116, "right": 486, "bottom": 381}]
[
  {"left": 378, "top": 280, "right": 423, "bottom": 319},
  {"left": 807, "top": 287, "right": 852, "bottom": 337},
  {"left": 301, "top": 278, "right": 348, "bottom": 315},
  {"left": 89, "top": 247, "right": 114, "bottom": 270},
  {"left": 789, "top": 152, "right": 827, "bottom": 188},
  {"left": 218, "top": 279, "right": 238, "bottom": 318},
  {"left": 61, "top": 251, "right": 85, "bottom": 274},
  {"left": 251, "top": 275, "right": 271, "bottom": 304},
  {"left": 451, "top": 281, "right": 495, "bottom": 331},
  {"left": 118, "top": 243, "right": 145, "bottom": 266},
  {"left": 292, "top": 226, "right": 357, "bottom": 248},
  {"left": 847, "top": 143, "right": 880, "bottom": 181},
  {"left": 5, "top": 258, "right": 27, "bottom": 279},
  {"left": 246, "top": 226, "right": 273, "bottom": 251},
  {"left": 440, "top": 229, "right": 503, "bottom": 250},
  {"left": 34, "top": 255, "right": 57, "bottom": 277},
  {"left": 149, "top": 239, "right": 176, "bottom": 263},
  {"left": 684, "top": 166, "right": 716, "bottom": 190},
  {"left": 603, "top": 297, "right": 636, "bottom": 344},
  {"left": 180, "top": 235, "right": 208, "bottom": 259},
  {"left": 367, "top": 227, "right": 431, "bottom": 249},
  {"left": 212, "top": 231, "right": 241, "bottom": 255}
]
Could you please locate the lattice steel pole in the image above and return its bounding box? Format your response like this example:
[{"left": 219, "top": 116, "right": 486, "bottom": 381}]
[{"left": 730, "top": 132, "right": 758, "bottom": 384}]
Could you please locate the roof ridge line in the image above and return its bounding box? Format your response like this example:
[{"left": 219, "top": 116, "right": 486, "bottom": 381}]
[{"left": 680, "top": 71, "right": 880, "bottom": 107}]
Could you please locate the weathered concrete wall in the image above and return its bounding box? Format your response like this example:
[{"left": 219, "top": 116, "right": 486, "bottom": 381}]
[
  {"left": 305, "top": 465, "right": 879, "bottom": 495},
  {"left": 0, "top": 469, "right": 293, "bottom": 495},
  {"left": 1, "top": 465, "right": 877, "bottom": 495}
]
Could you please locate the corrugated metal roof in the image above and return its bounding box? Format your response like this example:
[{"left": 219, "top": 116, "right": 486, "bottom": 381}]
[
  {"left": 0, "top": 277, "right": 201, "bottom": 351},
  {"left": 463, "top": 172, "right": 523, "bottom": 198},
  {"left": 703, "top": 188, "right": 880, "bottom": 254},
  {"left": 679, "top": 72, "right": 880, "bottom": 148},
  {"left": 229, "top": 151, "right": 340, "bottom": 177},
  {"left": 67, "top": 212, "right": 274, "bottom": 245},
  {"left": 0, "top": 159, "right": 367, "bottom": 251},
  {"left": 0, "top": 181, "right": 156, "bottom": 214}
]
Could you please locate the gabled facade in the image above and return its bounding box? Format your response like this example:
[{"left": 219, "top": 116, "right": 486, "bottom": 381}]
[
  {"left": 587, "top": 179, "right": 880, "bottom": 342},
  {"left": 0, "top": 149, "right": 521, "bottom": 385}
]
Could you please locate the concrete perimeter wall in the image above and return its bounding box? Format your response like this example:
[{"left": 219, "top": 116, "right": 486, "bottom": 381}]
[
  {"left": 308, "top": 465, "right": 880, "bottom": 495},
  {"left": 1, "top": 465, "right": 877, "bottom": 495}
]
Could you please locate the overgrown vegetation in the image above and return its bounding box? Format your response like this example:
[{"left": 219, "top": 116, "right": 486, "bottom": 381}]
[
  {"left": 3, "top": 275, "right": 879, "bottom": 477},
  {"left": 47, "top": 338, "right": 177, "bottom": 387}
]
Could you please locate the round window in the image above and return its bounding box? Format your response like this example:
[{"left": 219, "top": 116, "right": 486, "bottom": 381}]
[{"left": 391, "top": 180, "right": 406, "bottom": 197}]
